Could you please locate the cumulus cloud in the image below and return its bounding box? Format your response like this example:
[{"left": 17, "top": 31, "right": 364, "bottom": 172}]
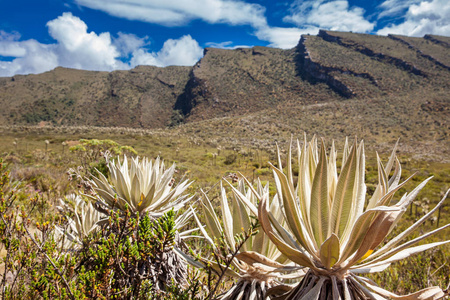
[
  {"left": 284, "top": 0, "right": 375, "bottom": 33},
  {"left": 47, "top": 12, "right": 124, "bottom": 71},
  {"left": 252, "top": 0, "right": 374, "bottom": 49},
  {"left": 74, "top": 0, "right": 267, "bottom": 28},
  {"left": 0, "top": 31, "right": 58, "bottom": 76},
  {"left": 130, "top": 35, "right": 203, "bottom": 67},
  {"left": 377, "top": 0, "right": 450, "bottom": 36},
  {"left": 0, "top": 31, "right": 27, "bottom": 57},
  {"left": 113, "top": 32, "right": 148, "bottom": 56},
  {"left": 0, "top": 13, "right": 204, "bottom": 76}
]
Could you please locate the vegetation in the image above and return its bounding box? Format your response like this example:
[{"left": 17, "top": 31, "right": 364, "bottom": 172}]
[
  {"left": 182, "top": 179, "right": 303, "bottom": 299},
  {"left": 0, "top": 31, "right": 448, "bottom": 130},
  {"left": 0, "top": 29, "right": 448, "bottom": 299},
  {"left": 0, "top": 131, "right": 449, "bottom": 299},
  {"left": 257, "top": 137, "right": 449, "bottom": 299}
]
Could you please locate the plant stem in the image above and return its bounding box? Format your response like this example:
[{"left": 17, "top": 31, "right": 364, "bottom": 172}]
[{"left": 23, "top": 222, "right": 76, "bottom": 300}]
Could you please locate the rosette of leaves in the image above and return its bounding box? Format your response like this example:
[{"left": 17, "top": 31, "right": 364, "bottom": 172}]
[
  {"left": 87, "top": 155, "right": 194, "bottom": 291},
  {"left": 55, "top": 194, "right": 103, "bottom": 248},
  {"left": 185, "top": 179, "right": 304, "bottom": 300},
  {"left": 89, "top": 155, "right": 192, "bottom": 218},
  {"left": 258, "top": 137, "right": 449, "bottom": 300}
]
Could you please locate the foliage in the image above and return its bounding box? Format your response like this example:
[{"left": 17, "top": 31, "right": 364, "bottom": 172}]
[
  {"left": 0, "top": 130, "right": 449, "bottom": 299},
  {"left": 0, "top": 183, "right": 197, "bottom": 298},
  {"left": 88, "top": 155, "right": 192, "bottom": 217},
  {"left": 183, "top": 178, "right": 304, "bottom": 299},
  {"left": 257, "top": 137, "right": 450, "bottom": 299},
  {"left": 0, "top": 160, "right": 77, "bottom": 299},
  {"left": 75, "top": 208, "right": 190, "bottom": 298},
  {"left": 69, "top": 139, "right": 137, "bottom": 176}
]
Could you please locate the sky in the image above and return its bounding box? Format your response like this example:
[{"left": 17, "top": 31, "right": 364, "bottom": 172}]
[{"left": 0, "top": 0, "right": 449, "bottom": 77}]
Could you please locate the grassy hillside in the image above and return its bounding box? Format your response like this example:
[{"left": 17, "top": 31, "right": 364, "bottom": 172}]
[
  {"left": 173, "top": 46, "right": 337, "bottom": 121},
  {"left": 0, "top": 30, "right": 448, "bottom": 133},
  {"left": 0, "top": 66, "right": 190, "bottom": 128},
  {"left": 0, "top": 125, "right": 449, "bottom": 297}
]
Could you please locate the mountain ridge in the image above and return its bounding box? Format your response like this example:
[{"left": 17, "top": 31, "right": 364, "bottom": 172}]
[{"left": 0, "top": 30, "right": 448, "bottom": 142}]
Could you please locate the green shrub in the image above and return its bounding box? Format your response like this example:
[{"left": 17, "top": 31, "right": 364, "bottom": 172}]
[{"left": 224, "top": 154, "right": 237, "bottom": 165}]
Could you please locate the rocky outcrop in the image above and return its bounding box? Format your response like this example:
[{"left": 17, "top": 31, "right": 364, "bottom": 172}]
[
  {"left": 296, "top": 36, "right": 356, "bottom": 98},
  {"left": 319, "top": 30, "right": 427, "bottom": 77},
  {"left": 389, "top": 34, "right": 450, "bottom": 71},
  {"left": 174, "top": 70, "right": 201, "bottom": 116},
  {"left": 424, "top": 35, "right": 450, "bottom": 48}
]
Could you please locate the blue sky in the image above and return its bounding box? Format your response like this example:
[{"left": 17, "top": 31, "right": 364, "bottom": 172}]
[{"left": 1, "top": 0, "right": 449, "bottom": 76}]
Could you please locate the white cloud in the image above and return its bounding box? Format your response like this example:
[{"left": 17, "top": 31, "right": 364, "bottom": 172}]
[
  {"left": 377, "top": 0, "right": 450, "bottom": 36},
  {"left": 255, "top": 26, "right": 319, "bottom": 49},
  {"left": 0, "top": 31, "right": 21, "bottom": 42},
  {"left": 47, "top": 12, "right": 124, "bottom": 71},
  {"left": 284, "top": 0, "right": 375, "bottom": 33},
  {"left": 130, "top": 35, "right": 203, "bottom": 67},
  {"left": 74, "top": 0, "right": 267, "bottom": 28},
  {"left": 71, "top": 0, "right": 324, "bottom": 50},
  {"left": 0, "top": 31, "right": 27, "bottom": 57},
  {"left": 113, "top": 32, "right": 148, "bottom": 56},
  {"left": 205, "top": 41, "right": 233, "bottom": 48},
  {"left": 0, "top": 13, "right": 204, "bottom": 76},
  {"left": 377, "top": 0, "right": 422, "bottom": 19},
  {"left": 255, "top": 0, "right": 374, "bottom": 49},
  {"left": 204, "top": 41, "right": 252, "bottom": 49},
  {"left": 0, "top": 31, "right": 59, "bottom": 76}
]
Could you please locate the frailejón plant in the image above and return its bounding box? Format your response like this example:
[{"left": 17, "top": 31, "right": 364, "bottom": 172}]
[
  {"left": 86, "top": 155, "right": 194, "bottom": 291},
  {"left": 185, "top": 179, "right": 304, "bottom": 300},
  {"left": 55, "top": 194, "right": 103, "bottom": 248},
  {"left": 88, "top": 155, "right": 192, "bottom": 217},
  {"left": 258, "top": 137, "right": 449, "bottom": 299}
]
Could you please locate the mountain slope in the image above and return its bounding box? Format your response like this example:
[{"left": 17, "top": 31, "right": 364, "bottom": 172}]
[
  {"left": 0, "top": 66, "right": 190, "bottom": 128},
  {"left": 0, "top": 30, "right": 448, "bottom": 130}
]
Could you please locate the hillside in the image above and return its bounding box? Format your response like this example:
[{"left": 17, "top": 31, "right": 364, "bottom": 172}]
[
  {"left": 0, "top": 66, "right": 191, "bottom": 128},
  {"left": 0, "top": 30, "right": 448, "bottom": 149}
]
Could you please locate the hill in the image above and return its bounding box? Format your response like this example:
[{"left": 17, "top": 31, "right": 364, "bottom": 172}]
[
  {"left": 0, "top": 66, "right": 191, "bottom": 128},
  {"left": 0, "top": 30, "right": 448, "bottom": 158}
]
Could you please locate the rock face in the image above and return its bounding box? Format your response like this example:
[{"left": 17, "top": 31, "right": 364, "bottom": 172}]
[
  {"left": 318, "top": 30, "right": 427, "bottom": 76},
  {"left": 388, "top": 34, "right": 450, "bottom": 71},
  {"left": 295, "top": 35, "right": 357, "bottom": 97},
  {"left": 0, "top": 31, "right": 448, "bottom": 128},
  {"left": 174, "top": 46, "right": 334, "bottom": 122}
]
